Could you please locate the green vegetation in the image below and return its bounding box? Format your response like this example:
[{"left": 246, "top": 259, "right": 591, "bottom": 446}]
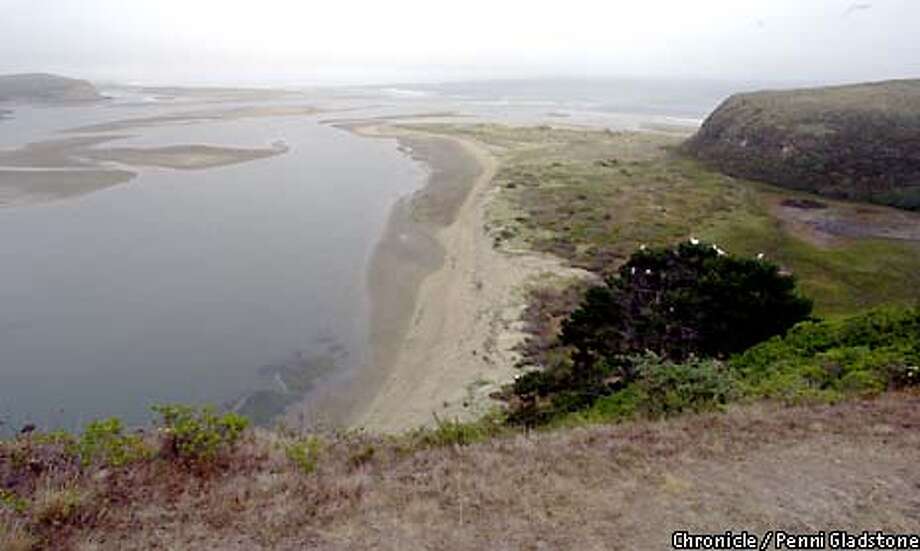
[
  {"left": 700, "top": 196, "right": 920, "bottom": 317},
  {"left": 285, "top": 436, "right": 324, "bottom": 474},
  {"left": 562, "top": 241, "right": 812, "bottom": 363},
  {"left": 563, "top": 354, "right": 738, "bottom": 425},
  {"left": 405, "top": 412, "right": 506, "bottom": 449},
  {"left": 518, "top": 306, "right": 920, "bottom": 427},
  {"left": 733, "top": 306, "right": 920, "bottom": 402},
  {"left": 414, "top": 123, "right": 920, "bottom": 427},
  {"left": 72, "top": 417, "right": 152, "bottom": 467},
  {"left": 686, "top": 80, "right": 920, "bottom": 210},
  {"left": 454, "top": 123, "right": 920, "bottom": 317},
  {"left": 508, "top": 241, "right": 812, "bottom": 425},
  {"left": 152, "top": 404, "right": 249, "bottom": 462}
]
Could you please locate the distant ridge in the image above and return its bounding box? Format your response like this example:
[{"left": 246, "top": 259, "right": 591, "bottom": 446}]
[
  {"left": 685, "top": 79, "right": 920, "bottom": 210},
  {"left": 0, "top": 73, "right": 105, "bottom": 103}
]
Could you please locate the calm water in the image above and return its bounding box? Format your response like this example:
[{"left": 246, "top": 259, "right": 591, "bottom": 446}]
[{"left": 0, "top": 103, "right": 424, "bottom": 431}]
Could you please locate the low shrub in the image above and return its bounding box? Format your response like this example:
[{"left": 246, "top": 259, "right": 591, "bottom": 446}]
[
  {"left": 151, "top": 405, "right": 249, "bottom": 463},
  {"left": 285, "top": 436, "right": 323, "bottom": 475},
  {"left": 407, "top": 412, "right": 506, "bottom": 449},
  {"left": 550, "top": 354, "right": 737, "bottom": 426},
  {"left": 73, "top": 418, "right": 152, "bottom": 468},
  {"left": 732, "top": 307, "right": 920, "bottom": 402},
  {"left": 633, "top": 353, "right": 738, "bottom": 417}
]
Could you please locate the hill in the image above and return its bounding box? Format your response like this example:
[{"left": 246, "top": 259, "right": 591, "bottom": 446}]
[
  {"left": 685, "top": 80, "right": 920, "bottom": 210},
  {"left": 0, "top": 73, "right": 104, "bottom": 103}
]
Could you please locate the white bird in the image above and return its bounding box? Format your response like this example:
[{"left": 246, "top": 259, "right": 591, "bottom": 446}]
[
  {"left": 645, "top": 269, "right": 652, "bottom": 275},
  {"left": 756, "top": 253, "right": 766, "bottom": 260},
  {"left": 690, "top": 237, "right": 700, "bottom": 245},
  {"left": 639, "top": 244, "right": 647, "bottom": 251}
]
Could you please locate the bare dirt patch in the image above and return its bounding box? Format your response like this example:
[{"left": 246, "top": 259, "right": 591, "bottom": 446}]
[{"left": 769, "top": 193, "right": 920, "bottom": 246}]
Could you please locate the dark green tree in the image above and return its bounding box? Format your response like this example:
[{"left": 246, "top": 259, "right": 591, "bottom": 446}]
[
  {"left": 561, "top": 241, "right": 813, "bottom": 372},
  {"left": 509, "top": 241, "right": 813, "bottom": 425}
]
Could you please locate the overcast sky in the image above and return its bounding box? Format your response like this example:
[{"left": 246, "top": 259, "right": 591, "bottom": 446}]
[{"left": 0, "top": 0, "right": 917, "bottom": 85}]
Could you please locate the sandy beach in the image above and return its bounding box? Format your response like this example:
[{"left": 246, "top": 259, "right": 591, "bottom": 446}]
[{"left": 338, "top": 123, "right": 583, "bottom": 432}]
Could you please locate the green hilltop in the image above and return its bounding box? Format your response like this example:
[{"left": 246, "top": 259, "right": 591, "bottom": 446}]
[{"left": 685, "top": 79, "right": 920, "bottom": 210}]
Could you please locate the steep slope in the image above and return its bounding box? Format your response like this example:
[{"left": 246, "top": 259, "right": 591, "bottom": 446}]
[{"left": 685, "top": 80, "right": 920, "bottom": 209}]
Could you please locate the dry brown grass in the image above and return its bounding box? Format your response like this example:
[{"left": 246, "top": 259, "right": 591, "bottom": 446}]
[
  {"left": 3, "top": 393, "right": 919, "bottom": 549},
  {"left": 0, "top": 519, "right": 38, "bottom": 551}
]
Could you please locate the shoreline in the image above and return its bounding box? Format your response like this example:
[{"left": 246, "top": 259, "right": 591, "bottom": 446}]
[{"left": 336, "top": 123, "right": 581, "bottom": 432}]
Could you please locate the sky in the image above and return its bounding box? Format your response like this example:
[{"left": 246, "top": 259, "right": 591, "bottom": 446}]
[{"left": 0, "top": 0, "right": 917, "bottom": 86}]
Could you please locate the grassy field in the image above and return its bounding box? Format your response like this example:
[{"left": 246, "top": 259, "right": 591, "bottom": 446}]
[{"left": 425, "top": 124, "right": 920, "bottom": 318}]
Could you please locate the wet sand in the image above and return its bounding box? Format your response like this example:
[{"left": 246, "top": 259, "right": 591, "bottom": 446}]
[
  {"left": 127, "top": 86, "right": 305, "bottom": 104},
  {"left": 336, "top": 124, "right": 580, "bottom": 432},
  {"left": 82, "top": 142, "right": 290, "bottom": 170},
  {"left": 0, "top": 169, "right": 135, "bottom": 207},
  {"left": 66, "top": 105, "right": 321, "bottom": 134},
  {"left": 0, "top": 138, "right": 290, "bottom": 207},
  {"left": 0, "top": 105, "right": 303, "bottom": 206}
]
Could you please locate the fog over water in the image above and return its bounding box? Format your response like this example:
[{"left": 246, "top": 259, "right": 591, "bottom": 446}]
[{"left": 1, "top": 0, "right": 917, "bottom": 85}]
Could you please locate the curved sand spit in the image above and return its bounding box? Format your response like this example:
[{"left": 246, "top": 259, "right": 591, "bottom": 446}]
[{"left": 344, "top": 124, "right": 583, "bottom": 432}]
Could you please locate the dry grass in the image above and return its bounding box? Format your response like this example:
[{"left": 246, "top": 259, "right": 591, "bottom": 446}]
[
  {"left": 0, "top": 519, "right": 38, "bottom": 551},
  {"left": 2, "top": 394, "right": 919, "bottom": 549}
]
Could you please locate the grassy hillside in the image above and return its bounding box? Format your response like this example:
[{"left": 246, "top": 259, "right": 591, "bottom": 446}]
[
  {"left": 0, "top": 74, "right": 104, "bottom": 103},
  {"left": 685, "top": 80, "right": 920, "bottom": 210},
  {"left": 2, "top": 395, "right": 918, "bottom": 549}
]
